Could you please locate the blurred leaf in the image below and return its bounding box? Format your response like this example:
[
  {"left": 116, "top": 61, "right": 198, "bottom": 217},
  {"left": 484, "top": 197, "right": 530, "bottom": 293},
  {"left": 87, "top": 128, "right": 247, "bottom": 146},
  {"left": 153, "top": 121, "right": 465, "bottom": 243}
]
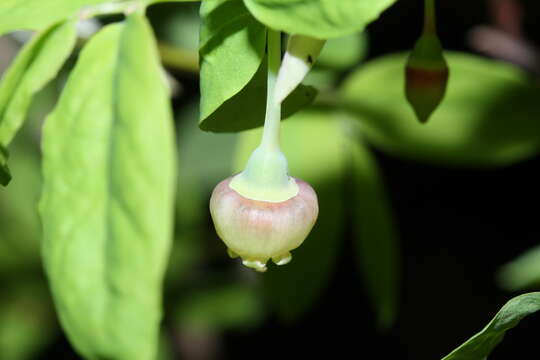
[
  {"left": 201, "top": 57, "right": 318, "bottom": 132},
  {"left": 234, "top": 108, "right": 346, "bottom": 319},
  {"left": 348, "top": 131, "right": 400, "bottom": 329},
  {"left": 199, "top": 0, "right": 266, "bottom": 127},
  {"left": 442, "top": 292, "right": 540, "bottom": 360},
  {"left": 0, "top": 146, "right": 9, "bottom": 185},
  {"left": 0, "top": 20, "right": 76, "bottom": 156},
  {"left": 156, "top": 335, "right": 173, "bottom": 360},
  {"left": 175, "top": 285, "right": 263, "bottom": 330},
  {"left": 0, "top": 138, "right": 42, "bottom": 273},
  {"left": 150, "top": 2, "right": 200, "bottom": 72},
  {"left": 167, "top": 102, "right": 237, "bottom": 281},
  {"left": 243, "top": 0, "right": 397, "bottom": 39},
  {"left": 151, "top": 2, "right": 200, "bottom": 51},
  {"left": 498, "top": 245, "right": 540, "bottom": 291},
  {"left": 40, "top": 15, "right": 176, "bottom": 360},
  {"left": 0, "top": 283, "right": 56, "bottom": 360},
  {"left": 341, "top": 52, "right": 540, "bottom": 167},
  {"left": 317, "top": 32, "right": 368, "bottom": 69},
  {"left": 0, "top": 0, "right": 107, "bottom": 36}
]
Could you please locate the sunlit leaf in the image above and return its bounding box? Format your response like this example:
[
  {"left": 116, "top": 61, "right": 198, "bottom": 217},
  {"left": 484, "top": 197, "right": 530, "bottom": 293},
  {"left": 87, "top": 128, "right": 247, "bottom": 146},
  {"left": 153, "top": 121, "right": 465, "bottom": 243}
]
[
  {"left": 200, "top": 57, "right": 317, "bottom": 132},
  {"left": 243, "top": 0, "right": 397, "bottom": 39},
  {"left": 0, "top": 0, "right": 107, "bottom": 36},
  {"left": 442, "top": 292, "right": 540, "bottom": 360},
  {"left": 349, "top": 132, "right": 400, "bottom": 329},
  {"left": 498, "top": 245, "right": 540, "bottom": 291},
  {"left": 199, "top": 0, "right": 266, "bottom": 128},
  {"left": 233, "top": 108, "right": 346, "bottom": 319},
  {"left": 40, "top": 14, "right": 176, "bottom": 360},
  {"left": 0, "top": 20, "right": 76, "bottom": 158},
  {"left": 341, "top": 52, "right": 540, "bottom": 167}
]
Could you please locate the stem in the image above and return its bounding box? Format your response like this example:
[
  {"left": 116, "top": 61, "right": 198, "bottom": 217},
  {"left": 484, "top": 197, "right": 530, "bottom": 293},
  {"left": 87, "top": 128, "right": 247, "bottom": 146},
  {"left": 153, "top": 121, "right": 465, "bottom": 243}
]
[
  {"left": 423, "top": 0, "right": 437, "bottom": 34},
  {"left": 260, "top": 29, "right": 282, "bottom": 150}
]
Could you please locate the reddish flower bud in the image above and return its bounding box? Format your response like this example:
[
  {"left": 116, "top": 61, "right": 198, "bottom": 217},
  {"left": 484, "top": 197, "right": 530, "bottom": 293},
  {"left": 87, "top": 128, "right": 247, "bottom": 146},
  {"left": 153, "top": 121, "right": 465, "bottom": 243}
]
[{"left": 405, "top": 34, "right": 449, "bottom": 123}]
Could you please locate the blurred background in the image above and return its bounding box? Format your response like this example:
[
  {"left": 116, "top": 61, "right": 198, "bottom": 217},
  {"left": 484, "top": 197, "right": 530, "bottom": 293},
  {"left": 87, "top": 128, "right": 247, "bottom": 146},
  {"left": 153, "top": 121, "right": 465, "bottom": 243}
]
[{"left": 2, "top": 0, "right": 540, "bottom": 359}]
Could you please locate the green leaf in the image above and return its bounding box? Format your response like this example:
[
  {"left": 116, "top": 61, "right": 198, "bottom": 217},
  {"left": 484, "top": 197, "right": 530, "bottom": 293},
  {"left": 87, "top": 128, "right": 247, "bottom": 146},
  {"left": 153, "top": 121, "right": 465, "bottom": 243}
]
[
  {"left": 0, "top": 20, "right": 77, "bottom": 149},
  {"left": 174, "top": 285, "right": 263, "bottom": 331},
  {"left": 0, "top": 0, "right": 108, "bottom": 36},
  {"left": 0, "top": 146, "right": 10, "bottom": 186},
  {"left": 200, "top": 57, "right": 318, "bottom": 132},
  {"left": 243, "top": 0, "right": 397, "bottom": 39},
  {"left": 0, "top": 137, "right": 42, "bottom": 273},
  {"left": 341, "top": 52, "right": 540, "bottom": 167},
  {"left": 349, "top": 132, "right": 400, "bottom": 329},
  {"left": 233, "top": 108, "right": 346, "bottom": 319},
  {"left": 199, "top": 0, "right": 267, "bottom": 127},
  {"left": 442, "top": 292, "right": 540, "bottom": 360},
  {"left": 498, "top": 245, "right": 540, "bottom": 291},
  {"left": 40, "top": 14, "right": 176, "bottom": 360},
  {"left": 316, "top": 32, "right": 368, "bottom": 69}
]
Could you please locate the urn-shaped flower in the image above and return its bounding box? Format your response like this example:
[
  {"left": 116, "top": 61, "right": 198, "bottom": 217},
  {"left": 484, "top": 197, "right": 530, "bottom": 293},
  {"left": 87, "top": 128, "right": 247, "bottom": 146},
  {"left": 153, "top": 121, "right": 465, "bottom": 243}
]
[{"left": 210, "top": 176, "right": 318, "bottom": 272}]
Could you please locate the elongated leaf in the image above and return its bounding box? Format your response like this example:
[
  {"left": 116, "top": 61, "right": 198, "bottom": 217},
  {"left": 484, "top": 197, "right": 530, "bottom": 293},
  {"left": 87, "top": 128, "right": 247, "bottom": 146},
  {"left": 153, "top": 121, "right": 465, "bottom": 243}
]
[
  {"left": 0, "top": 146, "right": 9, "bottom": 186},
  {"left": 0, "top": 20, "right": 76, "bottom": 149},
  {"left": 0, "top": 0, "right": 108, "bottom": 36},
  {"left": 341, "top": 53, "right": 540, "bottom": 167},
  {"left": 442, "top": 292, "right": 540, "bottom": 360},
  {"left": 233, "top": 108, "right": 345, "bottom": 319},
  {"left": 243, "top": 0, "right": 396, "bottom": 39},
  {"left": 349, "top": 133, "right": 399, "bottom": 329},
  {"left": 40, "top": 14, "right": 176, "bottom": 360},
  {"left": 200, "top": 57, "right": 317, "bottom": 132},
  {"left": 498, "top": 245, "right": 540, "bottom": 291},
  {"left": 199, "top": 0, "right": 267, "bottom": 127}
]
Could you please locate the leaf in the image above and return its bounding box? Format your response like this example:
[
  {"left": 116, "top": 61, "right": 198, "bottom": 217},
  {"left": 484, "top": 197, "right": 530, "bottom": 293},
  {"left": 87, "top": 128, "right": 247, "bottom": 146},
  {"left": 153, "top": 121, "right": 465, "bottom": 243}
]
[
  {"left": 0, "top": 146, "right": 10, "bottom": 186},
  {"left": 497, "top": 245, "right": 540, "bottom": 291},
  {"left": 40, "top": 14, "right": 176, "bottom": 360},
  {"left": 174, "top": 285, "right": 263, "bottom": 331},
  {"left": 316, "top": 32, "right": 368, "bottom": 69},
  {"left": 199, "top": 0, "right": 267, "bottom": 127},
  {"left": 0, "top": 20, "right": 77, "bottom": 150},
  {"left": 0, "top": 0, "right": 108, "bottom": 36},
  {"left": 0, "top": 137, "right": 42, "bottom": 274},
  {"left": 233, "top": 108, "right": 346, "bottom": 319},
  {"left": 441, "top": 292, "right": 540, "bottom": 360},
  {"left": 200, "top": 57, "right": 318, "bottom": 132},
  {"left": 243, "top": 0, "right": 397, "bottom": 39},
  {"left": 341, "top": 52, "right": 540, "bottom": 167},
  {"left": 349, "top": 132, "right": 400, "bottom": 329}
]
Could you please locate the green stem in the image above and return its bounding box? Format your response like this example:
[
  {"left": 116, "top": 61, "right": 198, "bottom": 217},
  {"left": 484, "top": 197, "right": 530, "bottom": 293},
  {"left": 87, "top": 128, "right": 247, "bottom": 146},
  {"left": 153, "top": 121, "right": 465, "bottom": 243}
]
[
  {"left": 260, "top": 29, "right": 282, "bottom": 150},
  {"left": 423, "top": 0, "right": 437, "bottom": 34}
]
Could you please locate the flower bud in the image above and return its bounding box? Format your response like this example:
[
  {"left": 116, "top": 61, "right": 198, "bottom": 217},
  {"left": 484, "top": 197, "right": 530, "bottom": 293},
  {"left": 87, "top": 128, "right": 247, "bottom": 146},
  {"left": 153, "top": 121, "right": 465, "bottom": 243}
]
[
  {"left": 210, "top": 176, "right": 318, "bottom": 272},
  {"left": 405, "top": 33, "right": 449, "bottom": 123}
]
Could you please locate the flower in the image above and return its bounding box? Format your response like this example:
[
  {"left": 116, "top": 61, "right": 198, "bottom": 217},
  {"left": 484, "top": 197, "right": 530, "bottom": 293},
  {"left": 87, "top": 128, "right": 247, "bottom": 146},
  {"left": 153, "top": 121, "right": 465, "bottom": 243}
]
[{"left": 210, "top": 176, "right": 318, "bottom": 272}]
